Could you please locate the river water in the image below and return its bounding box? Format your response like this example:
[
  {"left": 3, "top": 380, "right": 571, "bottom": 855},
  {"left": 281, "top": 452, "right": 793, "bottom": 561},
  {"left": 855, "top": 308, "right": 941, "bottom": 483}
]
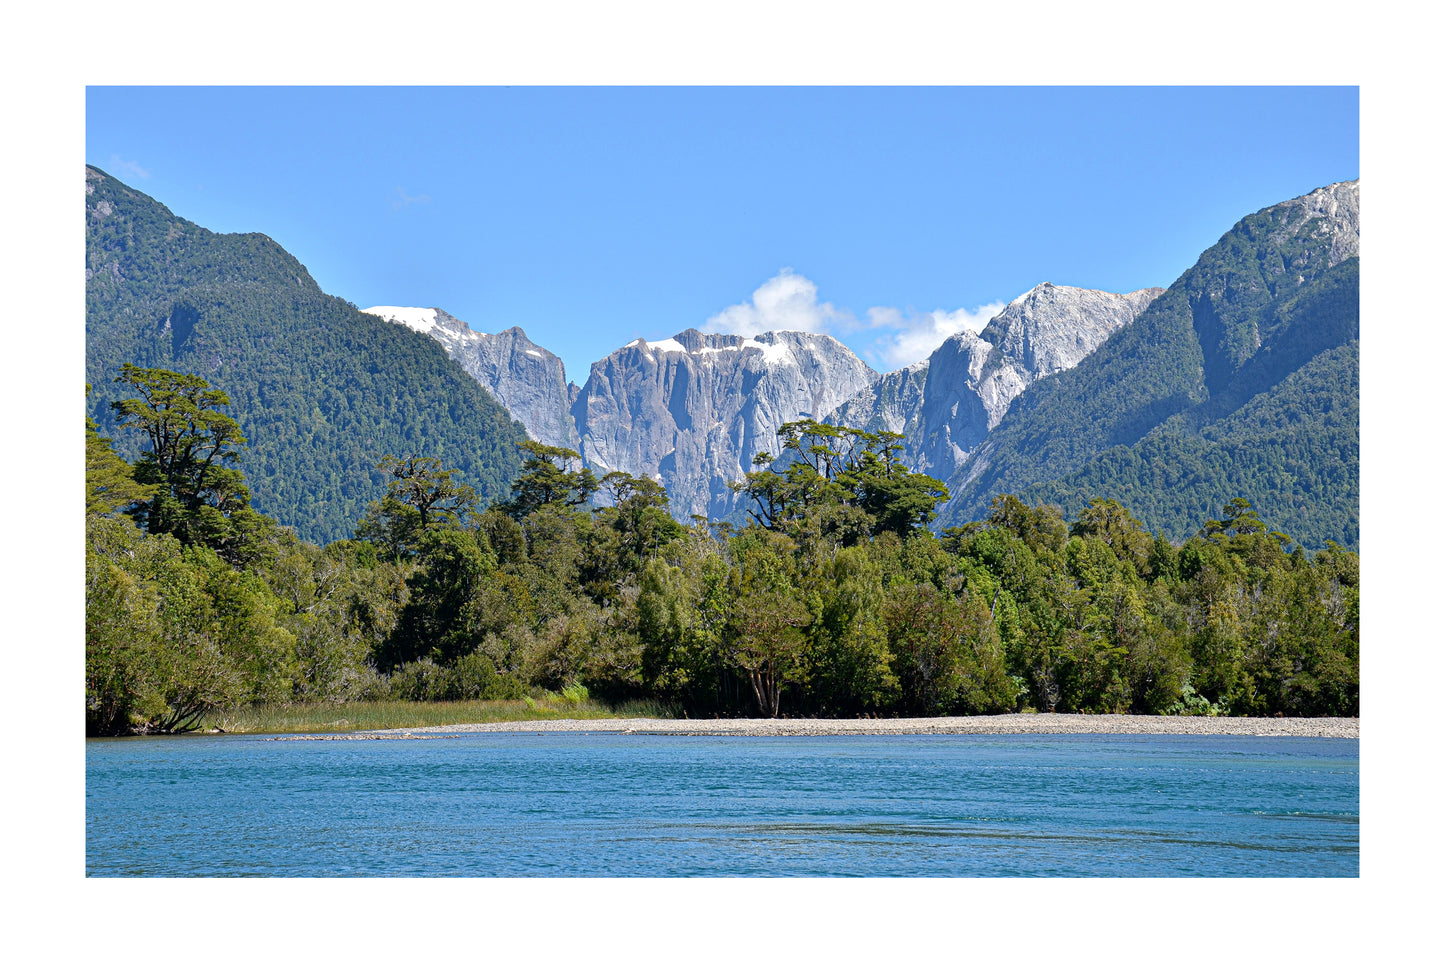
[{"left": 86, "top": 732, "right": 1358, "bottom": 877}]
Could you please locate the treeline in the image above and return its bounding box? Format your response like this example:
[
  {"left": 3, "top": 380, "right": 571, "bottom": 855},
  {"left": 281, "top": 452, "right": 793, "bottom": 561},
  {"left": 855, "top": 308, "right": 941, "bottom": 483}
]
[{"left": 86, "top": 368, "right": 1359, "bottom": 735}]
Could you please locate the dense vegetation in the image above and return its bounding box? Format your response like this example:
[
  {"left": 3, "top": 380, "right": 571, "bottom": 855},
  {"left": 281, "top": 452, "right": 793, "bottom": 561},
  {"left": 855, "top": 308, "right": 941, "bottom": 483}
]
[
  {"left": 939, "top": 194, "right": 1359, "bottom": 551},
  {"left": 87, "top": 374, "right": 1358, "bottom": 735},
  {"left": 85, "top": 166, "right": 529, "bottom": 542},
  {"left": 1021, "top": 341, "right": 1359, "bottom": 548}
]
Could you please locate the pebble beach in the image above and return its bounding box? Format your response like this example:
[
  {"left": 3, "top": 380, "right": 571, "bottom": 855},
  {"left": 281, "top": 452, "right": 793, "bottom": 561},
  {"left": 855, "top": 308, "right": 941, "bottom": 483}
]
[{"left": 287, "top": 714, "right": 1358, "bottom": 740}]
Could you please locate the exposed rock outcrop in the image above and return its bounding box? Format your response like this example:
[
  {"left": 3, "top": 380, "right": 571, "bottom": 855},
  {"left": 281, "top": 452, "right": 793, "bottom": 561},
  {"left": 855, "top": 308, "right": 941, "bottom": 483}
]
[
  {"left": 572, "top": 328, "right": 880, "bottom": 519},
  {"left": 827, "top": 359, "right": 930, "bottom": 440},
  {"left": 1274, "top": 179, "right": 1359, "bottom": 268},
  {"left": 826, "top": 283, "right": 1163, "bottom": 480},
  {"left": 364, "top": 284, "right": 1159, "bottom": 518}
]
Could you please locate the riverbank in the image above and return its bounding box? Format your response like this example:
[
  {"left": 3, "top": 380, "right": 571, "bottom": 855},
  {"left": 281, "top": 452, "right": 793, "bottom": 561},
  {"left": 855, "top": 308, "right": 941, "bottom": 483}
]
[{"left": 288, "top": 714, "right": 1358, "bottom": 739}]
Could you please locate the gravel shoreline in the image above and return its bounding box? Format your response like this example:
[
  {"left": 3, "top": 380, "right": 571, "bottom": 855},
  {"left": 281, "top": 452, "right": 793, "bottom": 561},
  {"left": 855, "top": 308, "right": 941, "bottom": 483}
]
[{"left": 289, "top": 714, "right": 1358, "bottom": 740}]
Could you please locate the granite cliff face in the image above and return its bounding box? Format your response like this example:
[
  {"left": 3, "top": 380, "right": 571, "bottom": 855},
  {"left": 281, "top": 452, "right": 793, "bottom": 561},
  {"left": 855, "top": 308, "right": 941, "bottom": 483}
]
[
  {"left": 362, "top": 285, "right": 1157, "bottom": 518},
  {"left": 916, "top": 283, "right": 1164, "bottom": 477},
  {"left": 572, "top": 328, "right": 879, "bottom": 520},
  {"left": 362, "top": 306, "right": 579, "bottom": 451},
  {"left": 356, "top": 310, "right": 880, "bottom": 519},
  {"left": 827, "top": 359, "right": 930, "bottom": 441},
  {"left": 827, "top": 283, "right": 1162, "bottom": 479}
]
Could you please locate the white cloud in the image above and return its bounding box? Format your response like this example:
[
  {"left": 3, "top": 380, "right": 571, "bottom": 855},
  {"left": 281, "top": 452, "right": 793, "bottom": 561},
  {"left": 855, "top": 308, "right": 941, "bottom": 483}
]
[
  {"left": 701, "top": 269, "right": 852, "bottom": 338},
  {"left": 698, "top": 270, "right": 1008, "bottom": 374},
  {"left": 109, "top": 154, "right": 150, "bottom": 180},
  {"left": 864, "top": 301, "right": 1006, "bottom": 369},
  {"left": 391, "top": 187, "right": 431, "bottom": 210}
]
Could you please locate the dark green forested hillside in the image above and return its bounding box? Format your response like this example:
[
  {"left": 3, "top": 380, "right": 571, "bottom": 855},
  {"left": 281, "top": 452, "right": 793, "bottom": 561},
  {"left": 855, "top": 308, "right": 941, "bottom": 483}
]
[
  {"left": 1021, "top": 341, "right": 1358, "bottom": 550},
  {"left": 86, "top": 165, "right": 529, "bottom": 542},
  {"left": 939, "top": 184, "right": 1359, "bottom": 550}
]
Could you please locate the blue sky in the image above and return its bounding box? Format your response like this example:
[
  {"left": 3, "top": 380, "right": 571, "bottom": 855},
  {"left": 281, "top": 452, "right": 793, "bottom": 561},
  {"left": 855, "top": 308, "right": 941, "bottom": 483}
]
[{"left": 86, "top": 86, "right": 1357, "bottom": 381}]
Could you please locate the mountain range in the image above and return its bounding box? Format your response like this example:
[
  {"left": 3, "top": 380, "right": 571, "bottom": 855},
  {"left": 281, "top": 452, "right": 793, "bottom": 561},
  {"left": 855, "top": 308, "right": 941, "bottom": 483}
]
[
  {"left": 86, "top": 168, "right": 1359, "bottom": 550},
  {"left": 938, "top": 180, "right": 1359, "bottom": 548}
]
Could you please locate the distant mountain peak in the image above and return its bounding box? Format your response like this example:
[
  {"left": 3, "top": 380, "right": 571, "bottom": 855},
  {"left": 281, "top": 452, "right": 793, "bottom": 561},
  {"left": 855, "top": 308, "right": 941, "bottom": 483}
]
[
  {"left": 828, "top": 283, "right": 1162, "bottom": 481},
  {"left": 576, "top": 327, "right": 878, "bottom": 519},
  {"left": 934, "top": 180, "right": 1360, "bottom": 548},
  {"left": 363, "top": 305, "right": 451, "bottom": 339}
]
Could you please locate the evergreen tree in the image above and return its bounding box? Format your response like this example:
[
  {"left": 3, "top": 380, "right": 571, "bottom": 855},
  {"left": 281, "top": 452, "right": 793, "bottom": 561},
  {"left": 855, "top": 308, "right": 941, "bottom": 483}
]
[
  {"left": 86, "top": 387, "right": 155, "bottom": 517},
  {"left": 111, "top": 364, "right": 276, "bottom": 567},
  {"left": 502, "top": 441, "right": 600, "bottom": 517}
]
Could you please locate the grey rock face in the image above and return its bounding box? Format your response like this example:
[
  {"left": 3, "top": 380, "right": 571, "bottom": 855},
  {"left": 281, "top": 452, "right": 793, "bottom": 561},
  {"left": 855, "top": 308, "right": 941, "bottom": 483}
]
[
  {"left": 1277, "top": 180, "right": 1359, "bottom": 267},
  {"left": 916, "top": 283, "right": 1163, "bottom": 478},
  {"left": 362, "top": 306, "right": 579, "bottom": 451},
  {"left": 363, "top": 282, "right": 1160, "bottom": 519},
  {"left": 827, "top": 359, "right": 930, "bottom": 439},
  {"left": 826, "top": 283, "right": 1162, "bottom": 481},
  {"left": 572, "top": 328, "right": 880, "bottom": 520}
]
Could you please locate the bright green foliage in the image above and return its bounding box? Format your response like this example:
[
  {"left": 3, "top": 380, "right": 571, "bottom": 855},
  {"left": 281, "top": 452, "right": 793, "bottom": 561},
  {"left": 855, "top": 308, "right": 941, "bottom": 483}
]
[
  {"left": 1070, "top": 498, "right": 1155, "bottom": 580},
  {"left": 582, "top": 472, "right": 686, "bottom": 604},
  {"left": 85, "top": 514, "right": 299, "bottom": 735},
  {"left": 805, "top": 546, "right": 896, "bottom": 715},
  {"left": 88, "top": 450, "right": 1359, "bottom": 729},
  {"left": 987, "top": 495, "right": 1069, "bottom": 553},
  {"left": 725, "top": 528, "right": 812, "bottom": 717},
  {"left": 86, "top": 393, "right": 1358, "bottom": 729},
  {"left": 388, "top": 652, "right": 527, "bottom": 703},
  {"left": 376, "top": 527, "right": 498, "bottom": 671},
  {"left": 86, "top": 391, "right": 156, "bottom": 517},
  {"left": 848, "top": 454, "right": 952, "bottom": 538},
  {"left": 637, "top": 524, "right": 737, "bottom": 711},
  {"left": 355, "top": 455, "right": 480, "bottom": 561},
  {"left": 733, "top": 421, "right": 949, "bottom": 544},
  {"left": 595, "top": 472, "right": 685, "bottom": 560},
  {"left": 880, "top": 581, "right": 972, "bottom": 716}
]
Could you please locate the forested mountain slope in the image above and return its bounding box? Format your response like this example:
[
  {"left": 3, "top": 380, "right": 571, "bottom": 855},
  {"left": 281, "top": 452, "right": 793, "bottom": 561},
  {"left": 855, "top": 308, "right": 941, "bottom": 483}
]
[
  {"left": 938, "top": 182, "right": 1359, "bottom": 550},
  {"left": 85, "top": 166, "right": 529, "bottom": 542}
]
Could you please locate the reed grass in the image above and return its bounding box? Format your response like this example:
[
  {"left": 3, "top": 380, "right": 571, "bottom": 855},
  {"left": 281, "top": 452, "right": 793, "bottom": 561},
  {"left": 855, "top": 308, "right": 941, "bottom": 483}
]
[{"left": 208, "top": 695, "right": 679, "bottom": 735}]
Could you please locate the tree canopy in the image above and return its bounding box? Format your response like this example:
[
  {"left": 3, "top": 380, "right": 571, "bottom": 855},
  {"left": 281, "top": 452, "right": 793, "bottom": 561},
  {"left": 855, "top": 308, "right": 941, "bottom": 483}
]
[
  {"left": 732, "top": 421, "right": 949, "bottom": 544},
  {"left": 87, "top": 371, "right": 1359, "bottom": 735},
  {"left": 111, "top": 364, "right": 276, "bottom": 567}
]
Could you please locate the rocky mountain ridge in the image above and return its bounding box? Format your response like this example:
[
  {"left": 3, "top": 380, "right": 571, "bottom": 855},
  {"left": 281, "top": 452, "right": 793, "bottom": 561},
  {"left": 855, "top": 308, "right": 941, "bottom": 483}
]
[
  {"left": 936, "top": 180, "right": 1360, "bottom": 548},
  {"left": 353, "top": 181, "right": 1356, "bottom": 546},
  {"left": 370, "top": 284, "right": 1161, "bottom": 522},
  {"left": 362, "top": 306, "right": 578, "bottom": 451},
  {"left": 828, "top": 283, "right": 1163, "bottom": 479}
]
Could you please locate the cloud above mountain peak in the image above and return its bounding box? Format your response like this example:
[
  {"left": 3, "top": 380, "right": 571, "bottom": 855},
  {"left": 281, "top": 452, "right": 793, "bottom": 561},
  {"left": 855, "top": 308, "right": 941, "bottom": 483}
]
[
  {"left": 700, "top": 269, "right": 1006, "bottom": 372},
  {"left": 701, "top": 269, "right": 851, "bottom": 338}
]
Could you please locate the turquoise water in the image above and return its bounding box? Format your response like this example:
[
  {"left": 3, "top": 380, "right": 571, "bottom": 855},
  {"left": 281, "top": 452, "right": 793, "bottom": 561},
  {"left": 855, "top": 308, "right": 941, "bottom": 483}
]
[{"left": 86, "top": 733, "right": 1357, "bottom": 877}]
